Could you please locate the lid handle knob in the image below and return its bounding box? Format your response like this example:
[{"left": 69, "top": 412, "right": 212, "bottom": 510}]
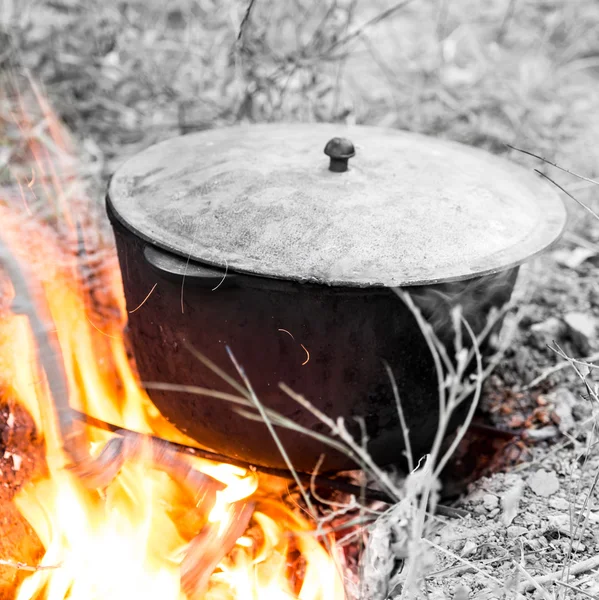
[{"left": 324, "top": 137, "right": 355, "bottom": 173}]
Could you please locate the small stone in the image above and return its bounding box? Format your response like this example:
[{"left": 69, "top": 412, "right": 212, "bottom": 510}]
[
  {"left": 526, "top": 538, "right": 542, "bottom": 550},
  {"left": 549, "top": 496, "right": 569, "bottom": 511},
  {"left": 571, "top": 540, "right": 586, "bottom": 553},
  {"left": 572, "top": 400, "right": 593, "bottom": 422},
  {"left": 546, "top": 513, "right": 570, "bottom": 532},
  {"left": 507, "top": 525, "right": 528, "bottom": 538},
  {"left": 549, "top": 388, "right": 577, "bottom": 433},
  {"left": 514, "top": 346, "right": 535, "bottom": 377},
  {"left": 531, "top": 317, "right": 566, "bottom": 337},
  {"left": 524, "top": 426, "right": 559, "bottom": 441},
  {"left": 466, "top": 489, "right": 486, "bottom": 504},
  {"left": 488, "top": 508, "right": 500, "bottom": 519},
  {"left": 553, "top": 247, "right": 597, "bottom": 269},
  {"left": 528, "top": 469, "right": 560, "bottom": 497},
  {"left": 460, "top": 540, "right": 477, "bottom": 557},
  {"left": 563, "top": 312, "right": 597, "bottom": 354},
  {"left": 483, "top": 494, "right": 499, "bottom": 511},
  {"left": 453, "top": 584, "right": 470, "bottom": 600}
]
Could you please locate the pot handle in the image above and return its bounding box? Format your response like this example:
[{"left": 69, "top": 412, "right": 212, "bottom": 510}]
[{"left": 143, "top": 245, "right": 236, "bottom": 288}]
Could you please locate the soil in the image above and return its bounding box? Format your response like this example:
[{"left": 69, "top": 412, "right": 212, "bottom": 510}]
[{"left": 426, "top": 244, "right": 599, "bottom": 599}]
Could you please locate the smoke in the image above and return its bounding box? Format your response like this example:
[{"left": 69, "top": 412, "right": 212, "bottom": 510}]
[{"left": 405, "top": 267, "right": 520, "bottom": 353}]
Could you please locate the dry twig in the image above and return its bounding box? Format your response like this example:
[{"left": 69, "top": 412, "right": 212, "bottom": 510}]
[
  {"left": 524, "top": 350, "right": 599, "bottom": 390},
  {"left": 0, "top": 559, "right": 61, "bottom": 572},
  {"left": 518, "top": 554, "right": 599, "bottom": 593}
]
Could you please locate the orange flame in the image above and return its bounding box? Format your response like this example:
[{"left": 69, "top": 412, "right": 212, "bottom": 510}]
[{"left": 0, "top": 78, "right": 345, "bottom": 600}]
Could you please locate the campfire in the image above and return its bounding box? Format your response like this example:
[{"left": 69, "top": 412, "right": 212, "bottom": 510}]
[{"left": 0, "top": 79, "right": 345, "bottom": 599}]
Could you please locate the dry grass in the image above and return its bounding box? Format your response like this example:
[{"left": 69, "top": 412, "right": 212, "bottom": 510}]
[{"left": 2, "top": 1, "right": 599, "bottom": 194}]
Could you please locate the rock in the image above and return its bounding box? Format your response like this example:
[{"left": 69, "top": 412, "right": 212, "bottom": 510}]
[
  {"left": 529, "top": 317, "right": 567, "bottom": 351},
  {"left": 507, "top": 525, "right": 528, "bottom": 538},
  {"left": 524, "top": 426, "right": 559, "bottom": 441},
  {"left": 514, "top": 346, "right": 535, "bottom": 378},
  {"left": 563, "top": 312, "right": 597, "bottom": 354},
  {"left": 549, "top": 496, "right": 569, "bottom": 511},
  {"left": 527, "top": 538, "right": 542, "bottom": 550},
  {"left": 483, "top": 494, "right": 499, "bottom": 511},
  {"left": 466, "top": 488, "right": 487, "bottom": 503},
  {"left": 453, "top": 584, "right": 470, "bottom": 600},
  {"left": 553, "top": 247, "right": 597, "bottom": 269},
  {"left": 528, "top": 469, "right": 560, "bottom": 497},
  {"left": 530, "top": 317, "right": 566, "bottom": 338},
  {"left": 572, "top": 399, "right": 594, "bottom": 426},
  {"left": 460, "top": 540, "right": 477, "bottom": 557},
  {"left": 548, "top": 388, "right": 577, "bottom": 433}
]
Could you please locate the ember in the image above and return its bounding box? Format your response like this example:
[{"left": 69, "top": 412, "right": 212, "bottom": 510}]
[{"left": 0, "top": 79, "right": 344, "bottom": 599}]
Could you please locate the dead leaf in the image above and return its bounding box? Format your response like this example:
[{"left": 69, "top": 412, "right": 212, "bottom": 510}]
[{"left": 501, "top": 477, "right": 524, "bottom": 526}]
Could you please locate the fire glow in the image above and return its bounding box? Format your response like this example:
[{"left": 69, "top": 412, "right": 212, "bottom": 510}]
[{"left": 0, "top": 79, "right": 345, "bottom": 600}]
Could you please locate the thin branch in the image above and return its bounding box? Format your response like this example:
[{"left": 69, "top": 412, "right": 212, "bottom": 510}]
[
  {"left": 328, "top": 0, "right": 417, "bottom": 52},
  {"left": 0, "top": 559, "right": 61, "bottom": 572},
  {"left": 71, "top": 407, "right": 396, "bottom": 502},
  {"left": 496, "top": 0, "right": 517, "bottom": 43},
  {"left": 237, "top": 0, "right": 258, "bottom": 41},
  {"left": 226, "top": 346, "right": 318, "bottom": 515},
  {"left": 0, "top": 231, "right": 90, "bottom": 467},
  {"left": 534, "top": 169, "right": 599, "bottom": 222},
  {"left": 524, "top": 350, "right": 599, "bottom": 390},
  {"left": 518, "top": 554, "right": 599, "bottom": 593},
  {"left": 433, "top": 317, "right": 483, "bottom": 479},
  {"left": 384, "top": 362, "right": 414, "bottom": 473},
  {"left": 507, "top": 145, "right": 599, "bottom": 187}
]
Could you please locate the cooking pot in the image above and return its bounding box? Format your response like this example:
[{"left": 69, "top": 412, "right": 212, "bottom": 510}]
[{"left": 106, "top": 124, "right": 566, "bottom": 472}]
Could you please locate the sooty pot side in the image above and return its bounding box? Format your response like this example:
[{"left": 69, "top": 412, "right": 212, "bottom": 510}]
[{"left": 109, "top": 209, "right": 518, "bottom": 472}]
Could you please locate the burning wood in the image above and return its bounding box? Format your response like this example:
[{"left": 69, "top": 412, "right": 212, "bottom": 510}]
[
  {"left": 181, "top": 501, "right": 255, "bottom": 600},
  {"left": 0, "top": 78, "right": 345, "bottom": 599}
]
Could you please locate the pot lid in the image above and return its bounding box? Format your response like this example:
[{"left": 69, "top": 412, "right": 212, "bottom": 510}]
[{"left": 107, "top": 123, "right": 567, "bottom": 287}]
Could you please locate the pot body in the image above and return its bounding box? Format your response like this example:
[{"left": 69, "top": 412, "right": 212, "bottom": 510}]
[{"left": 108, "top": 207, "right": 518, "bottom": 472}]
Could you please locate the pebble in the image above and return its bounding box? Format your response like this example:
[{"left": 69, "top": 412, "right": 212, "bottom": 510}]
[
  {"left": 524, "top": 426, "right": 559, "bottom": 441},
  {"left": 563, "top": 311, "right": 596, "bottom": 354},
  {"left": 453, "top": 585, "right": 470, "bottom": 600},
  {"left": 514, "top": 346, "right": 535, "bottom": 376},
  {"left": 549, "top": 496, "right": 569, "bottom": 511},
  {"left": 507, "top": 525, "right": 528, "bottom": 538},
  {"left": 530, "top": 316, "right": 566, "bottom": 338},
  {"left": 460, "top": 540, "right": 477, "bottom": 557},
  {"left": 483, "top": 494, "right": 499, "bottom": 511},
  {"left": 466, "top": 489, "right": 487, "bottom": 504},
  {"left": 553, "top": 247, "right": 597, "bottom": 269},
  {"left": 528, "top": 469, "right": 560, "bottom": 497},
  {"left": 550, "top": 387, "right": 577, "bottom": 432},
  {"left": 527, "top": 538, "right": 542, "bottom": 550}
]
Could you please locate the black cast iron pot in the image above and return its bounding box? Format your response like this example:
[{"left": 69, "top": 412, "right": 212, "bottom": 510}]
[{"left": 106, "top": 124, "right": 566, "bottom": 472}]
